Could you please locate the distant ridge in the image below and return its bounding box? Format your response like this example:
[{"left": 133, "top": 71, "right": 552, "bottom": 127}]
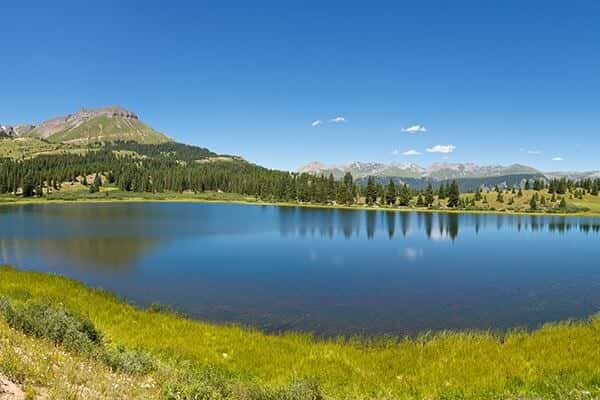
[
  {"left": 4, "top": 106, "right": 171, "bottom": 145},
  {"left": 299, "top": 161, "right": 541, "bottom": 180}
]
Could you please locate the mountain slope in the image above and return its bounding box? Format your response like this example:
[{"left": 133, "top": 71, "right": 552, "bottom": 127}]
[
  {"left": 22, "top": 106, "right": 171, "bottom": 144},
  {"left": 299, "top": 161, "right": 542, "bottom": 181}
]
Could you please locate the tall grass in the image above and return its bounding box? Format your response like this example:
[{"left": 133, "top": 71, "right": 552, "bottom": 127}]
[{"left": 1, "top": 266, "right": 600, "bottom": 399}]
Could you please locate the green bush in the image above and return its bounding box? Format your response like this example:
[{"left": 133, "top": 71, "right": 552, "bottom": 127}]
[
  {"left": 0, "top": 299, "right": 155, "bottom": 375},
  {"left": 278, "top": 378, "right": 323, "bottom": 400},
  {"left": 0, "top": 296, "right": 8, "bottom": 313},
  {"left": 2, "top": 300, "right": 102, "bottom": 354},
  {"left": 164, "top": 368, "right": 322, "bottom": 400},
  {"left": 103, "top": 345, "right": 155, "bottom": 374},
  {"left": 164, "top": 366, "right": 232, "bottom": 400}
]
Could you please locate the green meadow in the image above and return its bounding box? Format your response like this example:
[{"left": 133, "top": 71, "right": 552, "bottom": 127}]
[{"left": 1, "top": 266, "right": 600, "bottom": 399}]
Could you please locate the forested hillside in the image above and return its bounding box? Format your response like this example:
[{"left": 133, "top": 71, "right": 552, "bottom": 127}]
[{"left": 1, "top": 139, "right": 599, "bottom": 216}]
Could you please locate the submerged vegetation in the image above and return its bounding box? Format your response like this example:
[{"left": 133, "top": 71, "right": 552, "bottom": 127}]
[{"left": 2, "top": 266, "right": 600, "bottom": 399}]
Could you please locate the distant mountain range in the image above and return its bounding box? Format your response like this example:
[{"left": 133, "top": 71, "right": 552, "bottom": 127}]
[
  {"left": 299, "top": 161, "right": 600, "bottom": 190},
  {"left": 1, "top": 106, "right": 171, "bottom": 144},
  {"left": 300, "top": 161, "right": 542, "bottom": 179}
]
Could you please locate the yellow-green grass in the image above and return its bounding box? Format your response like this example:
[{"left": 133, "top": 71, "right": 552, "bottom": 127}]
[
  {"left": 0, "top": 138, "right": 86, "bottom": 159},
  {"left": 47, "top": 115, "right": 171, "bottom": 145},
  {"left": 0, "top": 317, "right": 165, "bottom": 399},
  {"left": 457, "top": 189, "right": 588, "bottom": 214},
  {"left": 572, "top": 194, "right": 600, "bottom": 214},
  {"left": 1, "top": 266, "right": 600, "bottom": 399}
]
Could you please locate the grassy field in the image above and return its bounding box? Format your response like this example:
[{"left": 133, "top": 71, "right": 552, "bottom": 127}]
[
  {"left": 1, "top": 266, "right": 600, "bottom": 399},
  {"left": 46, "top": 115, "right": 170, "bottom": 145},
  {"left": 0, "top": 138, "right": 88, "bottom": 159},
  {"left": 0, "top": 316, "right": 164, "bottom": 399}
]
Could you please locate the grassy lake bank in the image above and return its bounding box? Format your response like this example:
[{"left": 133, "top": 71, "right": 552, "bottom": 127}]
[
  {"left": 2, "top": 186, "right": 600, "bottom": 219},
  {"left": 1, "top": 266, "right": 600, "bottom": 399}
]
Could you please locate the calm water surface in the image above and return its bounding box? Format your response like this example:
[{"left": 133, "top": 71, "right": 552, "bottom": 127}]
[{"left": 1, "top": 202, "right": 599, "bottom": 336}]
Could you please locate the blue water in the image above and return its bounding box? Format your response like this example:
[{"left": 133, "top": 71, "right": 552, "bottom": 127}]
[{"left": 1, "top": 202, "right": 599, "bottom": 336}]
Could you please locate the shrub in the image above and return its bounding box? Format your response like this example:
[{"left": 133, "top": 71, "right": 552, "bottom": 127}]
[
  {"left": 164, "top": 368, "right": 322, "bottom": 400},
  {"left": 103, "top": 345, "right": 155, "bottom": 374},
  {"left": 0, "top": 296, "right": 9, "bottom": 314},
  {"left": 2, "top": 301, "right": 102, "bottom": 354},
  {"left": 278, "top": 378, "right": 323, "bottom": 400},
  {"left": 0, "top": 299, "right": 156, "bottom": 375},
  {"left": 164, "top": 366, "right": 232, "bottom": 400}
]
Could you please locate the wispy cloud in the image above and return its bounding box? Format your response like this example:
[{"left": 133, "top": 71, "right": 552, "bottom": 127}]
[
  {"left": 329, "top": 116, "right": 346, "bottom": 123},
  {"left": 391, "top": 149, "right": 399, "bottom": 156},
  {"left": 311, "top": 120, "right": 322, "bottom": 127},
  {"left": 552, "top": 156, "right": 563, "bottom": 161},
  {"left": 401, "top": 247, "right": 423, "bottom": 261},
  {"left": 402, "top": 149, "right": 422, "bottom": 156},
  {"left": 527, "top": 149, "right": 542, "bottom": 155},
  {"left": 426, "top": 144, "right": 456, "bottom": 153},
  {"left": 402, "top": 124, "right": 427, "bottom": 134}
]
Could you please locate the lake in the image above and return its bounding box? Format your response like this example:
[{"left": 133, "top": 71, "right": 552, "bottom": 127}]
[{"left": 1, "top": 202, "right": 599, "bottom": 336}]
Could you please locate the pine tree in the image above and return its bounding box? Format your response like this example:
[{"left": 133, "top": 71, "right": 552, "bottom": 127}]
[
  {"left": 342, "top": 172, "right": 355, "bottom": 205},
  {"left": 416, "top": 194, "right": 424, "bottom": 207},
  {"left": 496, "top": 191, "right": 504, "bottom": 203},
  {"left": 93, "top": 173, "right": 102, "bottom": 187},
  {"left": 447, "top": 181, "right": 460, "bottom": 208},
  {"left": 377, "top": 184, "right": 385, "bottom": 205},
  {"left": 424, "top": 183, "right": 434, "bottom": 207},
  {"left": 559, "top": 197, "right": 567, "bottom": 209},
  {"left": 438, "top": 182, "right": 447, "bottom": 199},
  {"left": 398, "top": 184, "right": 411, "bottom": 206},
  {"left": 530, "top": 195, "right": 537, "bottom": 210},
  {"left": 365, "top": 176, "right": 377, "bottom": 205},
  {"left": 385, "top": 179, "right": 397, "bottom": 206}
]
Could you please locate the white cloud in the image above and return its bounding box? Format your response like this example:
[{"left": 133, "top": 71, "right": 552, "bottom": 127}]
[
  {"left": 552, "top": 156, "right": 563, "bottom": 161},
  {"left": 401, "top": 247, "right": 423, "bottom": 261},
  {"left": 329, "top": 116, "right": 346, "bottom": 123},
  {"left": 402, "top": 149, "right": 422, "bottom": 156},
  {"left": 402, "top": 124, "right": 427, "bottom": 134},
  {"left": 527, "top": 150, "right": 542, "bottom": 155},
  {"left": 426, "top": 144, "right": 456, "bottom": 153},
  {"left": 311, "top": 120, "right": 322, "bottom": 127},
  {"left": 391, "top": 149, "right": 399, "bottom": 156}
]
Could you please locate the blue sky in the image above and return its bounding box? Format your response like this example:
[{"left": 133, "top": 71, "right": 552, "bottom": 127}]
[{"left": 1, "top": 1, "right": 599, "bottom": 171}]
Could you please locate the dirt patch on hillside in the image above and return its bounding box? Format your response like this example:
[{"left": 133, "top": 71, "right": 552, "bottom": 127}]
[{"left": 0, "top": 374, "right": 24, "bottom": 400}]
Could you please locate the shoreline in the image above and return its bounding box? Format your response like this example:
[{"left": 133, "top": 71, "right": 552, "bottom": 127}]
[
  {"left": 1, "top": 193, "right": 599, "bottom": 218},
  {"left": 2, "top": 265, "right": 600, "bottom": 398}
]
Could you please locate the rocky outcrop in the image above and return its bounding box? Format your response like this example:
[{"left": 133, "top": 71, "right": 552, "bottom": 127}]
[
  {"left": 0, "top": 126, "right": 17, "bottom": 138},
  {"left": 26, "top": 105, "right": 140, "bottom": 139},
  {"left": 0, "top": 374, "right": 24, "bottom": 400}
]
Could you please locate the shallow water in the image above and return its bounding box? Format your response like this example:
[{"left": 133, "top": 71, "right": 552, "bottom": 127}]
[{"left": 1, "top": 202, "right": 599, "bottom": 336}]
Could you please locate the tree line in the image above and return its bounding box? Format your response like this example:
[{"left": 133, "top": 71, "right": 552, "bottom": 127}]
[{"left": 0, "top": 142, "right": 599, "bottom": 209}]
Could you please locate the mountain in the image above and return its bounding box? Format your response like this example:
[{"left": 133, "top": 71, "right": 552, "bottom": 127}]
[
  {"left": 298, "top": 161, "right": 547, "bottom": 191},
  {"left": 299, "top": 161, "right": 541, "bottom": 180},
  {"left": 545, "top": 171, "right": 600, "bottom": 180},
  {"left": 0, "top": 125, "right": 17, "bottom": 138},
  {"left": 5, "top": 106, "right": 171, "bottom": 145}
]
